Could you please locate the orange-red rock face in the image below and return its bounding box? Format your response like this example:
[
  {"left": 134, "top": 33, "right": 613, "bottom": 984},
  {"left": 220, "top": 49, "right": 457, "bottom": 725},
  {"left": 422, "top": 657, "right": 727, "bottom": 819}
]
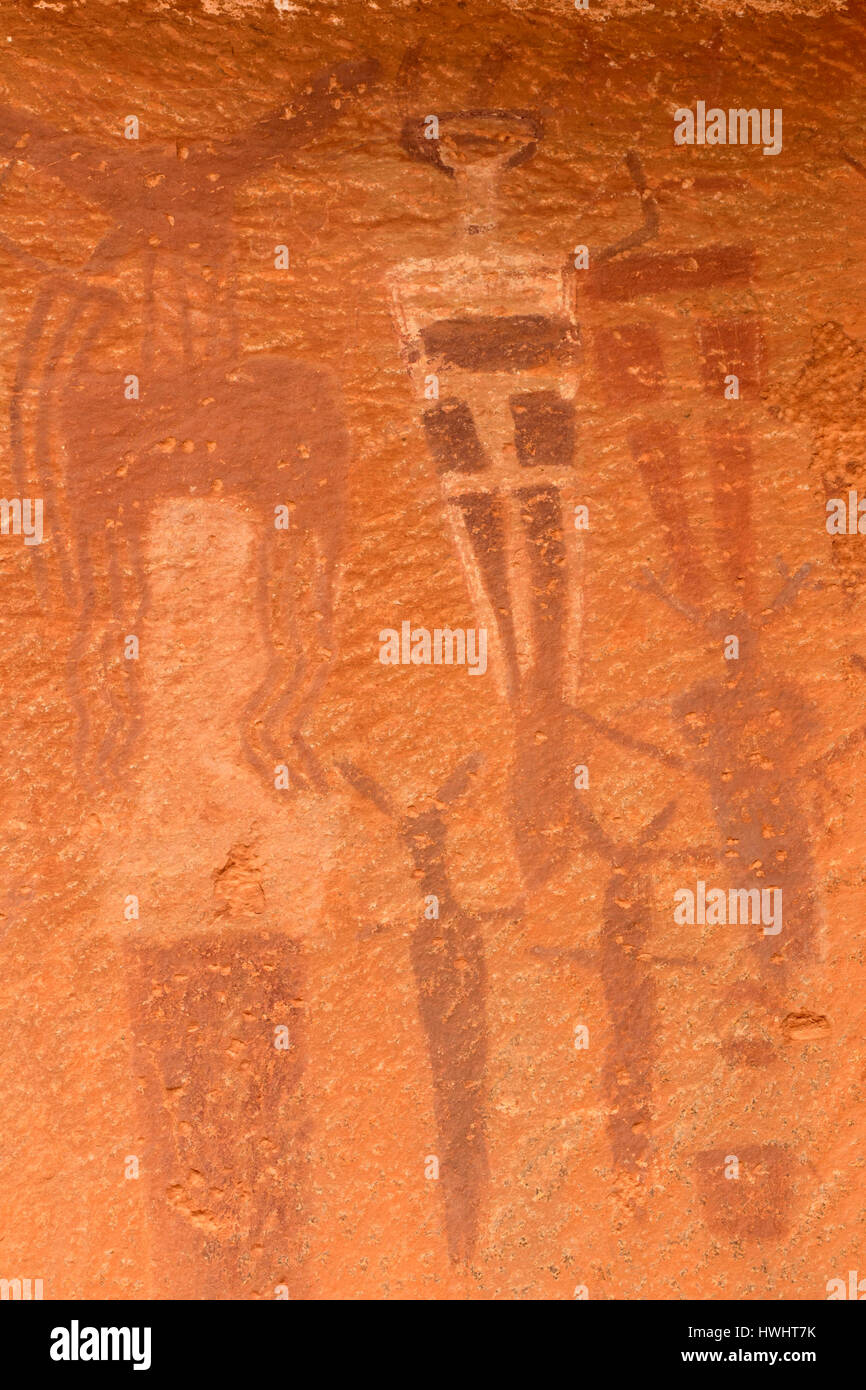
[{"left": 1, "top": 0, "right": 865, "bottom": 1301}]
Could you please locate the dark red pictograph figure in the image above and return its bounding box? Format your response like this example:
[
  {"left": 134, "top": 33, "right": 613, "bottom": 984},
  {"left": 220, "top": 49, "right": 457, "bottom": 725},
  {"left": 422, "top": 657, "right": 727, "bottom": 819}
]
[{"left": 339, "top": 754, "right": 492, "bottom": 1266}]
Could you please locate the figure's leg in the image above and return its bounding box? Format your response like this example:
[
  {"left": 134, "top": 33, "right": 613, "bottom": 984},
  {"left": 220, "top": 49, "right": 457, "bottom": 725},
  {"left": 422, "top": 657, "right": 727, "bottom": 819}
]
[{"left": 512, "top": 480, "right": 573, "bottom": 888}]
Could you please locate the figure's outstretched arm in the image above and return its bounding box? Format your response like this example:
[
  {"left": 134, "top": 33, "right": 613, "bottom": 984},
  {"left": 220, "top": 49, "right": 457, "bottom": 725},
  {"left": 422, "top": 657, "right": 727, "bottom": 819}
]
[
  {"left": 636, "top": 797, "right": 678, "bottom": 847},
  {"left": 632, "top": 566, "right": 711, "bottom": 633},
  {"left": 797, "top": 721, "right": 866, "bottom": 786},
  {"left": 759, "top": 558, "right": 816, "bottom": 626},
  {"left": 0, "top": 99, "right": 120, "bottom": 206},
  {"left": 596, "top": 150, "right": 660, "bottom": 265},
  {"left": 338, "top": 749, "right": 481, "bottom": 824},
  {"left": 434, "top": 752, "right": 482, "bottom": 807},
  {"left": 841, "top": 148, "right": 866, "bottom": 182},
  {"left": 337, "top": 758, "right": 398, "bottom": 822},
  {"left": 228, "top": 58, "right": 380, "bottom": 169},
  {"left": 573, "top": 703, "right": 686, "bottom": 770},
  {"left": 0, "top": 56, "right": 380, "bottom": 206},
  {"left": 570, "top": 795, "right": 618, "bottom": 861}
]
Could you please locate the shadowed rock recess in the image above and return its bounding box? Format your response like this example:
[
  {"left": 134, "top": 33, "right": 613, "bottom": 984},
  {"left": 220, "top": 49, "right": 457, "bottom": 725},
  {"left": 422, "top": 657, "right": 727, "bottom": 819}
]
[{"left": 1, "top": 0, "right": 864, "bottom": 1302}]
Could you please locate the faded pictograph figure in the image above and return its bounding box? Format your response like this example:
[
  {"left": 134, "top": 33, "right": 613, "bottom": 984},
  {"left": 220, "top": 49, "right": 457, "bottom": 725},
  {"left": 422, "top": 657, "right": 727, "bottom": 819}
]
[
  {"left": 2, "top": 63, "right": 375, "bottom": 1296},
  {"left": 2, "top": 59, "right": 373, "bottom": 788},
  {"left": 771, "top": 314, "right": 866, "bottom": 604},
  {"left": 571, "top": 231, "right": 866, "bottom": 1238}
]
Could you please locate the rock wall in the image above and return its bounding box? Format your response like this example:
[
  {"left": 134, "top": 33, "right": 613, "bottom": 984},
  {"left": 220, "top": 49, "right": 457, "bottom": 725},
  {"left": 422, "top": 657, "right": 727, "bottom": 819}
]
[{"left": 1, "top": 0, "right": 865, "bottom": 1300}]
